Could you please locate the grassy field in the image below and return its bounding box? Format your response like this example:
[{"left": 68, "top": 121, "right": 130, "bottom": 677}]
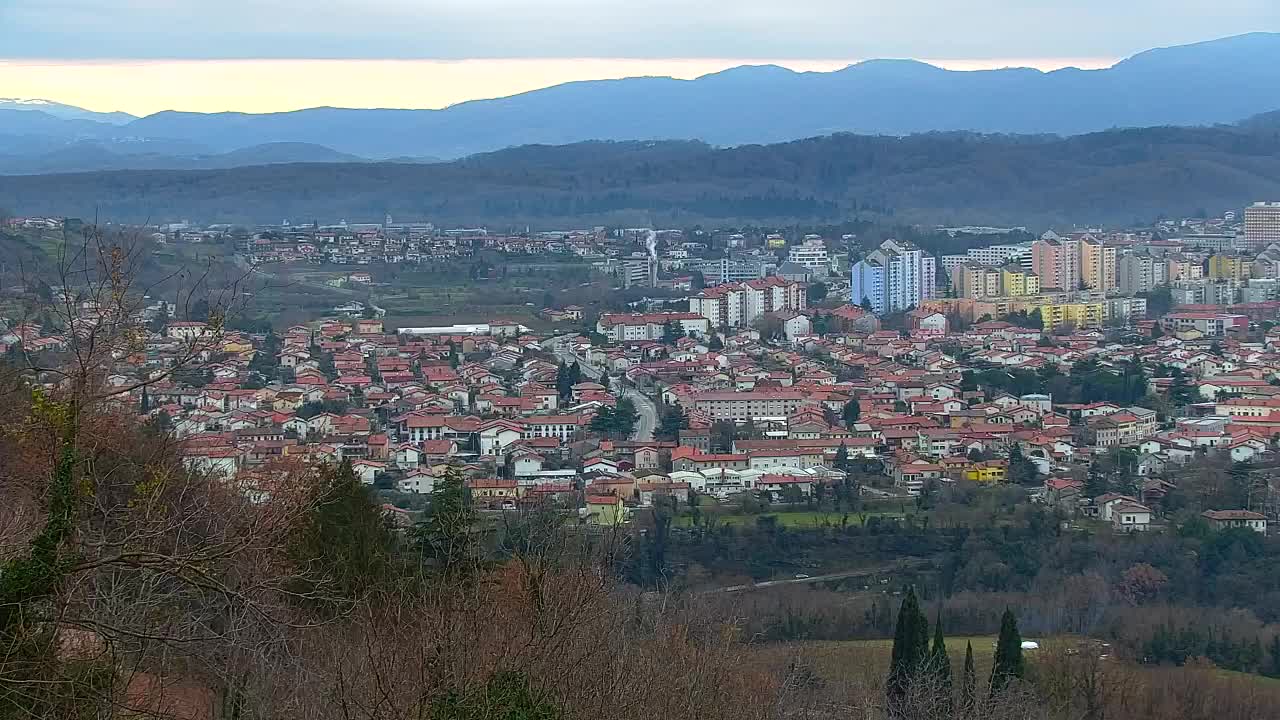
[{"left": 749, "top": 636, "right": 999, "bottom": 691}]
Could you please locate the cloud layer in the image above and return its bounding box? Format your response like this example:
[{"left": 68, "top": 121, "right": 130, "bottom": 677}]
[{"left": 3, "top": 0, "right": 1277, "bottom": 60}]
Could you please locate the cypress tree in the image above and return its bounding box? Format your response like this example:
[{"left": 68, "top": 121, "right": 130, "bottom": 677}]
[
  {"left": 989, "top": 609, "right": 1025, "bottom": 698},
  {"left": 887, "top": 586, "right": 928, "bottom": 717},
  {"left": 930, "top": 613, "right": 953, "bottom": 712},
  {"left": 961, "top": 641, "right": 977, "bottom": 718}
]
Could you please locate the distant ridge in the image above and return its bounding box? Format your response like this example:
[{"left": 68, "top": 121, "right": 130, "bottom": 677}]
[{"left": 1, "top": 33, "right": 1279, "bottom": 168}]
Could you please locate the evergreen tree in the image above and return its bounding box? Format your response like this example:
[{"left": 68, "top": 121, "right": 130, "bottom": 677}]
[
  {"left": 289, "top": 459, "right": 396, "bottom": 604},
  {"left": 961, "top": 641, "right": 977, "bottom": 718},
  {"left": 662, "top": 320, "right": 679, "bottom": 345},
  {"left": 842, "top": 399, "right": 861, "bottom": 426},
  {"left": 139, "top": 386, "right": 150, "bottom": 413},
  {"left": 989, "top": 609, "right": 1025, "bottom": 697},
  {"left": 930, "top": 613, "right": 953, "bottom": 710},
  {"left": 887, "top": 586, "right": 929, "bottom": 717},
  {"left": 834, "top": 442, "right": 850, "bottom": 473},
  {"left": 613, "top": 397, "right": 639, "bottom": 437},
  {"left": 413, "top": 465, "right": 476, "bottom": 577},
  {"left": 708, "top": 334, "right": 724, "bottom": 350},
  {"left": 1269, "top": 635, "right": 1280, "bottom": 678},
  {"left": 1168, "top": 366, "right": 1195, "bottom": 407},
  {"left": 555, "top": 362, "right": 572, "bottom": 400},
  {"left": 656, "top": 403, "right": 688, "bottom": 441}
]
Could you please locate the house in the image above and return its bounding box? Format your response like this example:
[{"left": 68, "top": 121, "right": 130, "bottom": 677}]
[
  {"left": 394, "top": 444, "right": 423, "bottom": 470},
  {"left": 511, "top": 452, "right": 545, "bottom": 477},
  {"left": 1110, "top": 501, "right": 1153, "bottom": 532},
  {"left": 584, "top": 495, "right": 629, "bottom": 526},
  {"left": 1202, "top": 510, "right": 1268, "bottom": 534},
  {"left": 398, "top": 469, "right": 438, "bottom": 494},
  {"left": 350, "top": 460, "right": 385, "bottom": 485}
]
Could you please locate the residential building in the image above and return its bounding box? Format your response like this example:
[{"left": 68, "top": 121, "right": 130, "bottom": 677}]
[
  {"left": 1208, "top": 254, "right": 1251, "bottom": 281},
  {"left": 852, "top": 239, "right": 936, "bottom": 313},
  {"left": 691, "top": 390, "right": 808, "bottom": 422},
  {"left": 1242, "top": 202, "right": 1280, "bottom": 252},
  {"left": 786, "top": 239, "right": 830, "bottom": 277},
  {"left": 850, "top": 258, "right": 887, "bottom": 313},
  {"left": 596, "top": 312, "right": 710, "bottom": 341},
  {"left": 690, "top": 277, "right": 806, "bottom": 329},
  {"left": 1000, "top": 266, "right": 1041, "bottom": 296},
  {"left": 1202, "top": 510, "right": 1267, "bottom": 534},
  {"left": 1118, "top": 253, "right": 1162, "bottom": 295},
  {"left": 1161, "top": 311, "right": 1248, "bottom": 337},
  {"left": 1040, "top": 303, "right": 1104, "bottom": 330}
]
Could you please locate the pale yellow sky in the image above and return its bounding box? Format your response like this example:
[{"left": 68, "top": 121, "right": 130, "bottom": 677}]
[{"left": 0, "top": 57, "right": 1117, "bottom": 116}]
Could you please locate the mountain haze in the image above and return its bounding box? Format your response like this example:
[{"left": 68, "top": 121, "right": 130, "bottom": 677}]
[{"left": 1, "top": 33, "right": 1279, "bottom": 169}]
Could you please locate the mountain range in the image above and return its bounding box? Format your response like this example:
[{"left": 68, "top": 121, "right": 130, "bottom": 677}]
[
  {"left": 2, "top": 32, "right": 1280, "bottom": 172},
  {"left": 4, "top": 117, "right": 1279, "bottom": 228}
]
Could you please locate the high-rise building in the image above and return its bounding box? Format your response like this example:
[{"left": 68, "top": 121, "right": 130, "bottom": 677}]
[
  {"left": 1118, "top": 253, "right": 1158, "bottom": 295},
  {"left": 1080, "top": 239, "right": 1117, "bottom": 292},
  {"left": 1031, "top": 235, "right": 1082, "bottom": 291},
  {"left": 1243, "top": 202, "right": 1280, "bottom": 252},
  {"left": 852, "top": 240, "right": 936, "bottom": 313},
  {"left": 1032, "top": 233, "right": 1115, "bottom": 292},
  {"left": 952, "top": 263, "right": 1001, "bottom": 298},
  {"left": 850, "top": 259, "right": 887, "bottom": 313}
]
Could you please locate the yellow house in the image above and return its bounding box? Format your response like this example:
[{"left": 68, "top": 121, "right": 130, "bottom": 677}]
[
  {"left": 585, "top": 495, "right": 630, "bottom": 526},
  {"left": 964, "top": 460, "right": 1008, "bottom": 483},
  {"left": 1208, "top": 254, "right": 1250, "bottom": 281},
  {"left": 222, "top": 338, "right": 256, "bottom": 359},
  {"left": 1040, "top": 303, "right": 1104, "bottom": 330}
]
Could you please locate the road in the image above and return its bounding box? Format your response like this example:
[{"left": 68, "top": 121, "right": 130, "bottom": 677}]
[
  {"left": 704, "top": 559, "right": 932, "bottom": 595},
  {"left": 548, "top": 337, "right": 655, "bottom": 442}
]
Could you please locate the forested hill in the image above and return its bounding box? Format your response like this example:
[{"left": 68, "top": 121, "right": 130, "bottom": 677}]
[{"left": 3, "top": 124, "right": 1280, "bottom": 228}]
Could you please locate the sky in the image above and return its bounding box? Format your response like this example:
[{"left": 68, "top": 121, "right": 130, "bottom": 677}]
[{"left": 1, "top": 0, "right": 1277, "bottom": 115}]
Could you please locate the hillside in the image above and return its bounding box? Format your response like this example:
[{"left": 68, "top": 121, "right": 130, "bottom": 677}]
[
  {"left": 2, "top": 124, "right": 1279, "bottom": 228},
  {"left": 2, "top": 33, "right": 1280, "bottom": 164},
  {"left": 0, "top": 141, "right": 365, "bottom": 175}
]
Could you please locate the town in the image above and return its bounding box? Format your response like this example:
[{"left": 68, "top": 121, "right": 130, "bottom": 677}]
[{"left": 6, "top": 202, "right": 1280, "bottom": 539}]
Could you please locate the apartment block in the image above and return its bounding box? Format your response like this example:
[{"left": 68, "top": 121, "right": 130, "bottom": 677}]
[
  {"left": 689, "top": 277, "right": 807, "bottom": 330},
  {"left": 1243, "top": 202, "right": 1280, "bottom": 252}
]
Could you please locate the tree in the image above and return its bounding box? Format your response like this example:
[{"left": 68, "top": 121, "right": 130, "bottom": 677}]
[
  {"left": 431, "top": 672, "right": 562, "bottom": 720},
  {"left": 413, "top": 464, "right": 476, "bottom": 576},
  {"left": 710, "top": 420, "right": 738, "bottom": 453},
  {"left": 289, "top": 459, "right": 397, "bottom": 605},
  {"left": 1007, "top": 444, "right": 1040, "bottom": 485},
  {"left": 708, "top": 334, "right": 724, "bottom": 350},
  {"left": 887, "top": 586, "right": 930, "bottom": 717},
  {"left": 834, "top": 442, "right": 850, "bottom": 473},
  {"left": 861, "top": 296, "right": 875, "bottom": 312},
  {"left": 589, "top": 405, "right": 616, "bottom": 435},
  {"left": 806, "top": 281, "right": 829, "bottom": 304},
  {"left": 989, "top": 609, "right": 1025, "bottom": 697},
  {"left": 842, "top": 399, "right": 861, "bottom": 426},
  {"left": 929, "top": 614, "right": 953, "bottom": 715},
  {"left": 662, "top": 320, "right": 679, "bottom": 345},
  {"left": 656, "top": 403, "right": 688, "bottom": 441},
  {"left": 961, "top": 641, "right": 978, "bottom": 718},
  {"left": 613, "top": 397, "right": 639, "bottom": 437},
  {"left": 1168, "top": 366, "right": 1195, "bottom": 407}
]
